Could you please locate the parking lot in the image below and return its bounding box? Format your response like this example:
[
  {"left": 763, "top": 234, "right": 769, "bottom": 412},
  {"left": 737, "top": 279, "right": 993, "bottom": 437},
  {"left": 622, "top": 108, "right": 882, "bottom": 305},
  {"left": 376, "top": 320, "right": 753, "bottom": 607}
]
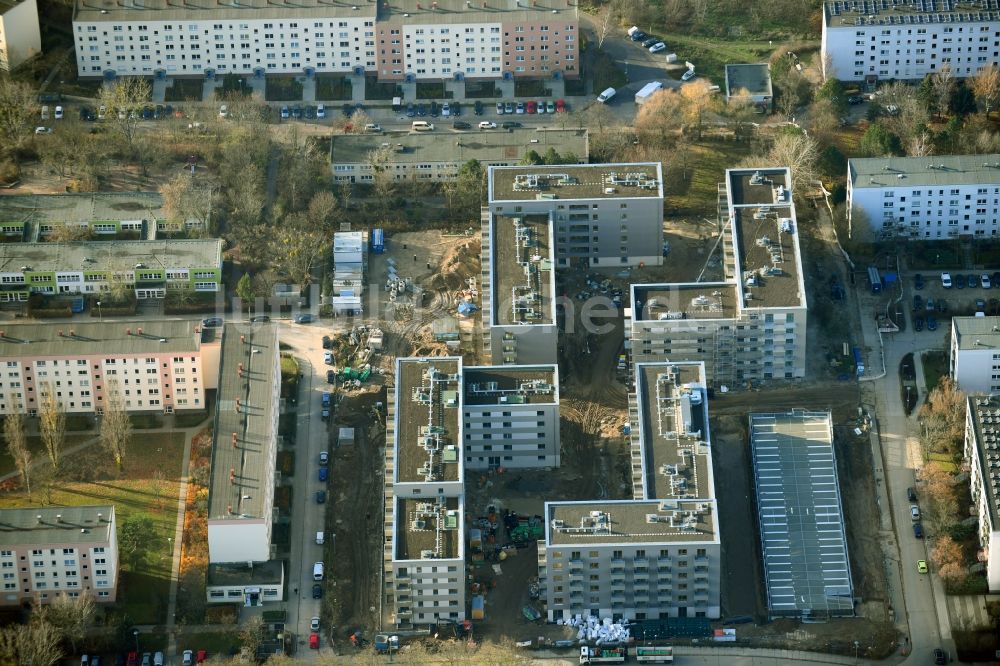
[{"left": 902, "top": 269, "right": 1000, "bottom": 331}]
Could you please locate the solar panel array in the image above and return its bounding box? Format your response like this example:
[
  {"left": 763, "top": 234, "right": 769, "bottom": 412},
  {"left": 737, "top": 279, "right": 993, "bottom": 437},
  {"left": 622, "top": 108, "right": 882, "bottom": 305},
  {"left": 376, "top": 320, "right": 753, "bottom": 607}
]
[
  {"left": 750, "top": 411, "right": 855, "bottom": 619},
  {"left": 828, "top": 0, "right": 1000, "bottom": 21},
  {"left": 972, "top": 398, "right": 1000, "bottom": 524}
]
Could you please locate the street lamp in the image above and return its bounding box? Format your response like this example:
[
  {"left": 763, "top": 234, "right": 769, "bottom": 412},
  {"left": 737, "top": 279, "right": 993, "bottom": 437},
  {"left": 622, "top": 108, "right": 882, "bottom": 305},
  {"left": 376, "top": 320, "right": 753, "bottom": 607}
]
[
  {"left": 96, "top": 300, "right": 103, "bottom": 322},
  {"left": 133, "top": 629, "right": 140, "bottom": 653}
]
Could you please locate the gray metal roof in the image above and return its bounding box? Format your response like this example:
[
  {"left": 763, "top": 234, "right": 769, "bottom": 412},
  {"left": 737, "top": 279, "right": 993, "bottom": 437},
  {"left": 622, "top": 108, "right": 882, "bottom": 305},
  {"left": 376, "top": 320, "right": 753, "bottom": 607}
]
[
  {"left": 849, "top": 154, "right": 1000, "bottom": 189},
  {"left": 0, "top": 192, "right": 164, "bottom": 228},
  {"left": 951, "top": 315, "right": 1000, "bottom": 351},
  {"left": 0, "top": 320, "right": 204, "bottom": 357},
  {"left": 0, "top": 505, "right": 115, "bottom": 546},
  {"left": 724, "top": 63, "right": 772, "bottom": 98},
  {"left": 750, "top": 411, "right": 855, "bottom": 617},
  {"left": 0, "top": 239, "right": 223, "bottom": 274},
  {"left": 967, "top": 395, "right": 1000, "bottom": 530}
]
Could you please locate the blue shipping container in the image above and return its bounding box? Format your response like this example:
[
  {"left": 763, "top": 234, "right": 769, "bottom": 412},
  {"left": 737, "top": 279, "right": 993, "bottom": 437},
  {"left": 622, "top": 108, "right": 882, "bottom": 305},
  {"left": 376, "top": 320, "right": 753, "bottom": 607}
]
[
  {"left": 853, "top": 347, "right": 865, "bottom": 376},
  {"left": 371, "top": 228, "right": 385, "bottom": 254}
]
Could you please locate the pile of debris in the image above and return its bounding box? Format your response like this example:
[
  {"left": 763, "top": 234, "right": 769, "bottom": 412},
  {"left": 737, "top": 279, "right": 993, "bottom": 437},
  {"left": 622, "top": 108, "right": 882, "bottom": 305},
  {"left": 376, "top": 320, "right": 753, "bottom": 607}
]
[{"left": 561, "top": 616, "right": 632, "bottom": 644}]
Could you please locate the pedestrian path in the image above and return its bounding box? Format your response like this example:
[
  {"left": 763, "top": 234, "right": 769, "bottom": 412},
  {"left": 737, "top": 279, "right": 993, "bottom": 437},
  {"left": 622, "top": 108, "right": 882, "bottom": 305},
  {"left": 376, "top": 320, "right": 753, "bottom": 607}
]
[{"left": 945, "top": 594, "right": 995, "bottom": 631}]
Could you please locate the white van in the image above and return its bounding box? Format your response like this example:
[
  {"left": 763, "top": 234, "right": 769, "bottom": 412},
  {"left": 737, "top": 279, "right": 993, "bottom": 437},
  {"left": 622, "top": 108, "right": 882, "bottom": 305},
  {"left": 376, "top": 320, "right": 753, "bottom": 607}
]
[
  {"left": 313, "top": 561, "right": 324, "bottom": 580},
  {"left": 411, "top": 120, "right": 434, "bottom": 131},
  {"left": 597, "top": 87, "right": 616, "bottom": 103},
  {"left": 316, "top": 531, "right": 325, "bottom": 545}
]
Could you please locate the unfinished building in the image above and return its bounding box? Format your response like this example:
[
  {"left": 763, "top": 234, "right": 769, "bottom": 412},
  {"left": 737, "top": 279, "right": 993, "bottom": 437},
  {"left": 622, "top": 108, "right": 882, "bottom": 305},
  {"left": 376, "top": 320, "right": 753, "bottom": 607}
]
[
  {"left": 627, "top": 167, "right": 807, "bottom": 387},
  {"left": 538, "top": 362, "right": 720, "bottom": 621}
]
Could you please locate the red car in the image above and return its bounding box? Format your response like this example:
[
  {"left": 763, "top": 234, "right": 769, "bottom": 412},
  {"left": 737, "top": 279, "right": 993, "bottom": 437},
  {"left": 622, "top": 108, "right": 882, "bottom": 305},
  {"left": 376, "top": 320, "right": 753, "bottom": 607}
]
[
  {"left": 127, "top": 653, "right": 138, "bottom": 666},
  {"left": 555, "top": 99, "right": 566, "bottom": 113},
  {"left": 309, "top": 633, "right": 320, "bottom": 649},
  {"left": 195, "top": 652, "right": 207, "bottom": 664},
  {"left": 526, "top": 100, "right": 537, "bottom": 114}
]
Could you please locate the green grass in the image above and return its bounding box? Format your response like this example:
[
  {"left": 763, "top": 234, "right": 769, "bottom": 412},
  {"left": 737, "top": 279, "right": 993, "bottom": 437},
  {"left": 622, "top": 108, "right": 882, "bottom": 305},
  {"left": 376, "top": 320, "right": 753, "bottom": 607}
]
[
  {"left": 591, "top": 49, "right": 626, "bottom": 92},
  {"left": 665, "top": 141, "right": 756, "bottom": 216},
  {"left": 365, "top": 76, "right": 400, "bottom": 101},
  {"left": 658, "top": 33, "right": 780, "bottom": 83},
  {"left": 315, "top": 76, "right": 352, "bottom": 101},
  {"left": 165, "top": 79, "right": 205, "bottom": 103},
  {"left": 129, "top": 414, "right": 164, "bottom": 430},
  {"left": 922, "top": 350, "right": 949, "bottom": 393},
  {"left": 0, "top": 433, "right": 92, "bottom": 476},
  {"left": 265, "top": 77, "right": 304, "bottom": 102},
  {"left": 0, "top": 431, "right": 186, "bottom": 624},
  {"left": 416, "top": 82, "right": 446, "bottom": 99},
  {"left": 177, "top": 630, "right": 240, "bottom": 656},
  {"left": 174, "top": 411, "right": 211, "bottom": 428}
]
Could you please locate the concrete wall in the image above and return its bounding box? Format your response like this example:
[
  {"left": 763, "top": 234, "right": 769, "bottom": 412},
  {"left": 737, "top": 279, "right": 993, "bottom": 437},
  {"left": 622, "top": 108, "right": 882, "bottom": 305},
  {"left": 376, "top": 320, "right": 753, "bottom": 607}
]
[{"left": 0, "top": 0, "right": 41, "bottom": 71}]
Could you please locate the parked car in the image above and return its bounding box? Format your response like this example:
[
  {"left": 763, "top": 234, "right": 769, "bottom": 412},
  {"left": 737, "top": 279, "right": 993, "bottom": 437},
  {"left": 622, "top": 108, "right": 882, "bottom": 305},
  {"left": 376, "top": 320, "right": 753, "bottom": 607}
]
[
  {"left": 629, "top": 30, "right": 647, "bottom": 42},
  {"left": 417, "top": 103, "right": 427, "bottom": 116},
  {"left": 153, "top": 653, "right": 164, "bottom": 666},
  {"left": 925, "top": 298, "right": 935, "bottom": 312},
  {"left": 546, "top": 100, "right": 556, "bottom": 114},
  {"left": 478, "top": 121, "right": 497, "bottom": 129},
  {"left": 312, "top": 584, "right": 323, "bottom": 598},
  {"left": 324, "top": 351, "right": 334, "bottom": 364},
  {"left": 907, "top": 487, "right": 917, "bottom": 502},
  {"left": 280, "top": 106, "right": 290, "bottom": 119},
  {"left": 310, "top": 633, "right": 320, "bottom": 650},
  {"left": 504, "top": 102, "right": 514, "bottom": 114},
  {"left": 319, "top": 451, "right": 329, "bottom": 465},
  {"left": 202, "top": 317, "right": 223, "bottom": 327},
  {"left": 927, "top": 315, "right": 937, "bottom": 331},
  {"left": 913, "top": 316, "right": 924, "bottom": 331},
  {"left": 141, "top": 654, "right": 151, "bottom": 666},
  {"left": 501, "top": 121, "right": 522, "bottom": 129},
  {"left": 977, "top": 298, "right": 987, "bottom": 313},
  {"left": 430, "top": 101, "right": 440, "bottom": 117},
  {"left": 441, "top": 103, "right": 451, "bottom": 117},
  {"left": 983, "top": 273, "right": 992, "bottom": 289},
  {"left": 305, "top": 105, "right": 316, "bottom": 119},
  {"left": 650, "top": 42, "right": 667, "bottom": 53},
  {"left": 292, "top": 106, "right": 303, "bottom": 118},
  {"left": 311, "top": 617, "right": 321, "bottom": 631},
  {"left": 954, "top": 273, "right": 964, "bottom": 289},
  {"left": 343, "top": 103, "right": 354, "bottom": 117},
  {"left": 452, "top": 120, "right": 471, "bottom": 129},
  {"left": 910, "top": 505, "right": 921, "bottom": 520},
  {"left": 295, "top": 314, "right": 315, "bottom": 323},
  {"left": 933, "top": 648, "right": 946, "bottom": 665},
  {"left": 319, "top": 467, "right": 328, "bottom": 482},
  {"left": 555, "top": 99, "right": 566, "bottom": 113},
  {"left": 913, "top": 273, "right": 924, "bottom": 290},
  {"left": 327, "top": 370, "right": 336, "bottom": 384},
  {"left": 364, "top": 123, "right": 383, "bottom": 133},
  {"left": 848, "top": 95, "right": 864, "bottom": 105},
  {"left": 495, "top": 101, "right": 505, "bottom": 114},
  {"left": 913, "top": 294, "right": 923, "bottom": 312},
  {"left": 474, "top": 101, "right": 484, "bottom": 115},
  {"left": 34, "top": 126, "right": 52, "bottom": 134},
  {"left": 54, "top": 106, "right": 64, "bottom": 120},
  {"left": 316, "top": 490, "right": 327, "bottom": 504},
  {"left": 642, "top": 37, "right": 659, "bottom": 48},
  {"left": 917, "top": 559, "right": 928, "bottom": 574},
  {"left": 317, "top": 104, "right": 326, "bottom": 118},
  {"left": 218, "top": 105, "right": 228, "bottom": 118},
  {"left": 126, "top": 653, "right": 138, "bottom": 666},
  {"left": 452, "top": 102, "right": 462, "bottom": 116},
  {"left": 322, "top": 335, "right": 333, "bottom": 349},
  {"left": 182, "top": 651, "right": 194, "bottom": 666},
  {"left": 913, "top": 522, "right": 923, "bottom": 538},
  {"left": 98, "top": 105, "right": 107, "bottom": 120},
  {"left": 406, "top": 103, "right": 416, "bottom": 117},
  {"left": 526, "top": 100, "right": 537, "bottom": 114},
  {"left": 250, "top": 315, "right": 270, "bottom": 322},
  {"left": 515, "top": 101, "right": 525, "bottom": 114},
  {"left": 941, "top": 272, "right": 952, "bottom": 288},
  {"left": 968, "top": 273, "right": 978, "bottom": 288},
  {"left": 196, "top": 651, "right": 206, "bottom": 664}
]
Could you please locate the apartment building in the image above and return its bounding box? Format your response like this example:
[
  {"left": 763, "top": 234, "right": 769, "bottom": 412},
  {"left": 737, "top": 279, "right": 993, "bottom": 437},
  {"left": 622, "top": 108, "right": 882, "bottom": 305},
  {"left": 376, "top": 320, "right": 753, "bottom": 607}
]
[
  {"left": 382, "top": 357, "right": 466, "bottom": 628},
  {"left": 376, "top": 0, "right": 578, "bottom": 81},
  {"left": 0, "top": 320, "right": 219, "bottom": 416},
  {"left": 0, "top": 238, "right": 222, "bottom": 302},
  {"left": 964, "top": 394, "right": 1000, "bottom": 592},
  {"left": 538, "top": 362, "right": 720, "bottom": 621},
  {"left": 488, "top": 163, "right": 665, "bottom": 268},
  {"left": 627, "top": 168, "right": 808, "bottom": 387},
  {"left": 331, "top": 129, "right": 588, "bottom": 184},
  {"left": 848, "top": 154, "right": 1000, "bottom": 241},
  {"left": 0, "top": 0, "right": 41, "bottom": 71},
  {"left": 480, "top": 211, "right": 558, "bottom": 366},
  {"left": 0, "top": 505, "right": 118, "bottom": 606},
  {"left": 207, "top": 323, "right": 280, "bottom": 571},
  {"left": 822, "top": 0, "right": 1000, "bottom": 84},
  {"left": 950, "top": 316, "right": 1000, "bottom": 393},
  {"left": 462, "top": 364, "right": 560, "bottom": 469},
  {"left": 0, "top": 192, "right": 206, "bottom": 243},
  {"left": 72, "top": 0, "right": 578, "bottom": 81}
]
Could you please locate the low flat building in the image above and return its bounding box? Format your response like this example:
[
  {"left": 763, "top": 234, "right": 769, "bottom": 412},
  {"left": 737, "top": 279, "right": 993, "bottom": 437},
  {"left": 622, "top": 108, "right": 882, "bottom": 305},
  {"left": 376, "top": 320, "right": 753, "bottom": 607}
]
[
  {"left": 538, "top": 361, "right": 720, "bottom": 621},
  {"left": 950, "top": 316, "right": 1000, "bottom": 394},
  {"left": 0, "top": 505, "right": 118, "bottom": 606},
  {"left": 0, "top": 238, "right": 223, "bottom": 301},
  {"left": 462, "top": 364, "right": 560, "bottom": 469},
  {"left": 206, "top": 560, "right": 284, "bottom": 606},
  {"left": 724, "top": 63, "right": 772, "bottom": 111},
  {"left": 383, "top": 357, "right": 466, "bottom": 628},
  {"left": 332, "top": 129, "right": 588, "bottom": 184},
  {"left": 750, "top": 411, "right": 854, "bottom": 619},
  {"left": 0, "top": 320, "right": 220, "bottom": 415},
  {"left": 488, "top": 163, "right": 665, "bottom": 268},
  {"left": 628, "top": 167, "right": 807, "bottom": 386},
  {"left": 0, "top": 0, "right": 40, "bottom": 72},
  {"left": 480, "top": 212, "right": 558, "bottom": 365},
  {"left": 207, "top": 323, "right": 280, "bottom": 566},
  {"left": 964, "top": 395, "right": 1000, "bottom": 592}
]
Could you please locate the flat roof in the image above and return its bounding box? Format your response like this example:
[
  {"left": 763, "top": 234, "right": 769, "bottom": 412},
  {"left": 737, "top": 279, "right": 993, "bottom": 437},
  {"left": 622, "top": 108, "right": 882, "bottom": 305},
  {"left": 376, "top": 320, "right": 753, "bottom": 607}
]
[
  {"left": 0, "top": 0, "right": 27, "bottom": 14},
  {"left": 378, "top": 0, "right": 578, "bottom": 24},
  {"left": 332, "top": 128, "right": 588, "bottom": 166},
  {"left": 491, "top": 213, "right": 555, "bottom": 326},
  {"left": 395, "top": 496, "right": 461, "bottom": 561},
  {"left": 545, "top": 499, "right": 718, "bottom": 546},
  {"left": 825, "top": 0, "right": 1000, "bottom": 28},
  {"left": 489, "top": 163, "right": 663, "bottom": 202},
  {"left": 634, "top": 363, "right": 713, "bottom": 502},
  {"left": 727, "top": 168, "right": 805, "bottom": 310},
  {"left": 0, "top": 192, "right": 164, "bottom": 228},
  {"left": 208, "top": 323, "right": 279, "bottom": 521},
  {"left": 0, "top": 239, "right": 223, "bottom": 273},
  {"left": 725, "top": 63, "right": 772, "bottom": 98},
  {"left": 0, "top": 506, "right": 115, "bottom": 546},
  {"left": 632, "top": 283, "right": 740, "bottom": 321},
  {"left": 0, "top": 320, "right": 204, "bottom": 357},
  {"left": 394, "top": 358, "right": 462, "bottom": 484},
  {"left": 849, "top": 154, "right": 1000, "bottom": 189},
  {"left": 952, "top": 315, "right": 1000, "bottom": 351},
  {"left": 207, "top": 560, "right": 283, "bottom": 586},
  {"left": 75, "top": 0, "right": 376, "bottom": 22},
  {"left": 750, "top": 411, "right": 854, "bottom": 616},
  {"left": 967, "top": 395, "right": 1000, "bottom": 530},
  {"left": 463, "top": 365, "right": 557, "bottom": 405}
]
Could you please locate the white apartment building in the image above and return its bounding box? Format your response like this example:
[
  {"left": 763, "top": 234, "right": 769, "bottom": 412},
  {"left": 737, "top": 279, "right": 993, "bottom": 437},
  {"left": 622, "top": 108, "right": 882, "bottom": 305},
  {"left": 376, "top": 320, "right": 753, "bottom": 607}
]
[
  {"left": 383, "top": 357, "right": 466, "bottom": 628},
  {"left": 0, "top": 0, "right": 41, "bottom": 71},
  {"left": 462, "top": 365, "right": 560, "bottom": 470},
  {"left": 538, "top": 362, "right": 720, "bottom": 621},
  {"left": 950, "top": 316, "right": 1000, "bottom": 394},
  {"left": 848, "top": 154, "right": 1000, "bottom": 241},
  {"left": 0, "top": 320, "right": 219, "bottom": 416},
  {"left": 0, "top": 506, "right": 118, "bottom": 606},
  {"left": 207, "top": 323, "right": 280, "bottom": 568},
  {"left": 964, "top": 394, "right": 1000, "bottom": 591},
  {"left": 627, "top": 168, "right": 808, "bottom": 387},
  {"left": 822, "top": 0, "right": 1000, "bottom": 84}
]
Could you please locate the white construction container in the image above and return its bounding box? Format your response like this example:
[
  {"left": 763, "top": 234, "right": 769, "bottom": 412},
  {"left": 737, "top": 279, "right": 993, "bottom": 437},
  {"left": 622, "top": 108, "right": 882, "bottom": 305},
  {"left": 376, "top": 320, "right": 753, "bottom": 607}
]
[{"left": 634, "top": 81, "right": 663, "bottom": 105}]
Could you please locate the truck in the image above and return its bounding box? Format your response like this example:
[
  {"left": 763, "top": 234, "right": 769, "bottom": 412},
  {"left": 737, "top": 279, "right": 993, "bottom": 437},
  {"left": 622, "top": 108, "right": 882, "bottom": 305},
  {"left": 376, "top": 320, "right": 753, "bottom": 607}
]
[
  {"left": 580, "top": 646, "right": 626, "bottom": 664},
  {"left": 867, "top": 265, "right": 882, "bottom": 294},
  {"left": 635, "top": 646, "right": 673, "bottom": 663},
  {"left": 853, "top": 347, "right": 865, "bottom": 376},
  {"left": 371, "top": 228, "right": 385, "bottom": 254},
  {"left": 635, "top": 81, "right": 663, "bottom": 105}
]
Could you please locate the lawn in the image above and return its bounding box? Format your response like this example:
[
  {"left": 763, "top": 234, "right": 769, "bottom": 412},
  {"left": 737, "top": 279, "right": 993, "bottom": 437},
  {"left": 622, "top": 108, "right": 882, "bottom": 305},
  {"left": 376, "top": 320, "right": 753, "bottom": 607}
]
[
  {"left": 922, "top": 350, "right": 949, "bottom": 394},
  {"left": 664, "top": 140, "right": 757, "bottom": 216},
  {"left": 658, "top": 33, "right": 782, "bottom": 83},
  {"left": 0, "top": 433, "right": 92, "bottom": 477},
  {"left": 0, "top": 431, "right": 187, "bottom": 624},
  {"left": 265, "top": 77, "right": 304, "bottom": 102},
  {"left": 178, "top": 630, "right": 240, "bottom": 656},
  {"left": 166, "top": 79, "right": 205, "bottom": 103},
  {"left": 315, "top": 75, "right": 352, "bottom": 101}
]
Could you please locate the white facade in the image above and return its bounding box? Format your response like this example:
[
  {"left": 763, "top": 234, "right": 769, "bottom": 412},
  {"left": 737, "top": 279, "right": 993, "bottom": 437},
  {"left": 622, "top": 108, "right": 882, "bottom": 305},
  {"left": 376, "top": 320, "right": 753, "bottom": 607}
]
[
  {"left": 73, "top": 11, "right": 375, "bottom": 78},
  {"left": 0, "top": 0, "right": 41, "bottom": 72},
  {"left": 848, "top": 154, "right": 1000, "bottom": 241},
  {"left": 950, "top": 316, "right": 1000, "bottom": 394},
  {"left": 964, "top": 396, "right": 1000, "bottom": 592},
  {"left": 397, "top": 21, "right": 502, "bottom": 79},
  {"left": 822, "top": 1, "right": 1000, "bottom": 83}
]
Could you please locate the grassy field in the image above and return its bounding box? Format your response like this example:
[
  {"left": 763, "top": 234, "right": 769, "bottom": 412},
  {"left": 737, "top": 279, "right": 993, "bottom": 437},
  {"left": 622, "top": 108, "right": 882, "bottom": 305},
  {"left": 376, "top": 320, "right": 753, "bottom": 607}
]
[
  {"left": 0, "top": 431, "right": 186, "bottom": 624},
  {"left": 658, "top": 34, "right": 781, "bottom": 83},
  {"left": 178, "top": 630, "right": 240, "bottom": 656},
  {"left": 664, "top": 139, "right": 756, "bottom": 216},
  {"left": 165, "top": 79, "right": 205, "bottom": 103},
  {"left": 922, "top": 351, "right": 949, "bottom": 394},
  {"left": 0, "top": 433, "right": 92, "bottom": 477}
]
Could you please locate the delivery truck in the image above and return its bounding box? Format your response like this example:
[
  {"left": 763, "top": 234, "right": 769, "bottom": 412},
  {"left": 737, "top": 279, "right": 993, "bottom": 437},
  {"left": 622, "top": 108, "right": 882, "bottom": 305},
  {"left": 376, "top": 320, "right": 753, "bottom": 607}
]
[{"left": 580, "top": 646, "right": 626, "bottom": 664}]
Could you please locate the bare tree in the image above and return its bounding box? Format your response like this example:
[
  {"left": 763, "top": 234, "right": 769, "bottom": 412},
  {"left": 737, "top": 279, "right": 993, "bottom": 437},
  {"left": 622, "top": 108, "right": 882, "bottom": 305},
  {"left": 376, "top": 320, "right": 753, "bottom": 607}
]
[
  {"left": 39, "top": 593, "right": 95, "bottom": 654},
  {"left": 930, "top": 65, "right": 955, "bottom": 120},
  {"left": 930, "top": 534, "right": 966, "bottom": 588},
  {"left": 744, "top": 130, "right": 819, "bottom": 195},
  {"left": 99, "top": 77, "right": 152, "bottom": 151},
  {"left": 238, "top": 615, "right": 265, "bottom": 661},
  {"left": 680, "top": 79, "right": 720, "bottom": 139},
  {"left": 725, "top": 87, "right": 758, "bottom": 142},
  {"left": 348, "top": 109, "right": 373, "bottom": 133},
  {"left": 597, "top": 5, "right": 617, "bottom": 49},
  {"left": 46, "top": 224, "right": 95, "bottom": 243},
  {"left": 367, "top": 144, "right": 395, "bottom": 209},
  {"left": 4, "top": 411, "right": 31, "bottom": 495},
  {"left": 0, "top": 619, "right": 65, "bottom": 666},
  {"left": 99, "top": 380, "right": 131, "bottom": 473},
  {"left": 270, "top": 218, "right": 329, "bottom": 286},
  {"left": 971, "top": 63, "right": 1000, "bottom": 118},
  {"left": 908, "top": 132, "right": 935, "bottom": 157},
  {"left": 306, "top": 191, "right": 340, "bottom": 233},
  {"left": 160, "top": 174, "right": 214, "bottom": 235},
  {"left": 0, "top": 77, "right": 39, "bottom": 160},
  {"left": 634, "top": 89, "right": 685, "bottom": 146},
  {"left": 38, "top": 385, "right": 64, "bottom": 472}
]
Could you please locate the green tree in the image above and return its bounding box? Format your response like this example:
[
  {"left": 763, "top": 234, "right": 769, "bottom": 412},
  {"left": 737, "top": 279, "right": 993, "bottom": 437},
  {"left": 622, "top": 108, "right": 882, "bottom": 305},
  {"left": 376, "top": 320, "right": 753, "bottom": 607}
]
[
  {"left": 817, "top": 145, "right": 847, "bottom": 181},
  {"left": 521, "top": 149, "right": 542, "bottom": 165},
  {"left": 236, "top": 273, "right": 254, "bottom": 304},
  {"left": 542, "top": 147, "right": 562, "bottom": 165},
  {"left": 859, "top": 124, "right": 903, "bottom": 157},
  {"left": 814, "top": 77, "right": 848, "bottom": 118},
  {"left": 119, "top": 515, "right": 155, "bottom": 568}
]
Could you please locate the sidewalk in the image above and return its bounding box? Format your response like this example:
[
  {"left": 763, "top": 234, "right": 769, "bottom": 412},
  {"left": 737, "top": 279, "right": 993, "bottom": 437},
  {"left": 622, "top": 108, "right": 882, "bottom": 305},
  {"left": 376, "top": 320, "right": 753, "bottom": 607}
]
[{"left": 165, "top": 430, "right": 195, "bottom": 658}]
